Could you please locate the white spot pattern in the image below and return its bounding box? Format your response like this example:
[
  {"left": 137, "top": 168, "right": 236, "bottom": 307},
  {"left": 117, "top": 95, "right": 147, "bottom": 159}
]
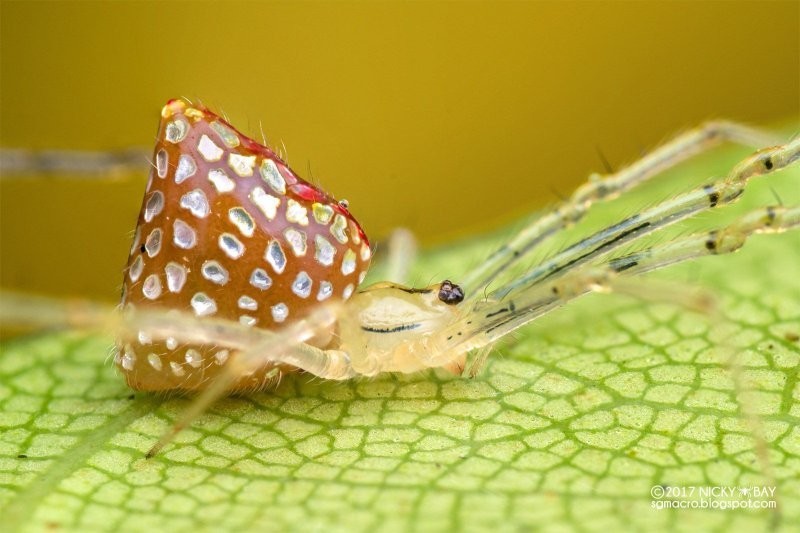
[
  {"left": 250, "top": 186, "right": 280, "bottom": 220},
  {"left": 286, "top": 200, "right": 309, "bottom": 226},
  {"left": 173, "top": 219, "right": 197, "bottom": 249},
  {"left": 215, "top": 350, "right": 229, "bottom": 365},
  {"left": 147, "top": 353, "right": 163, "bottom": 371},
  {"left": 191, "top": 292, "right": 217, "bottom": 316},
  {"left": 165, "top": 262, "right": 187, "bottom": 293},
  {"left": 156, "top": 149, "right": 168, "bottom": 178},
  {"left": 312, "top": 203, "right": 334, "bottom": 225},
  {"left": 180, "top": 189, "right": 210, "bottom": 219},
  {"left": 219, "top": 233, "right": 245, "bottom": 259},
  {"left": 238, "top": 295, "right": 258, "bottom": 311},
  {"left": 170, "top": 361, "right": 186, "bottom": 376},
  {"left": 250, "top": 268, "right": 272, "bottom": 290},
  {"left": 202, "top": 260, "right": 229, "bottom": 285},
  {"left": 228, "top": 207, "right": 255, "bottom": 237},
  {"left": 145, "top": 228, "right": 162, "bottom": 258},
  {"left": 144, "top": 191, "right": 164, "bottom": 222},
  {"left": 284, "top": 228, "right": 307, "bottom": 256},
  {"left": 185, "top": 349, "right": 202, "bottom": 368},
  {"left": 343, "top": 283, "right": 355, "bottom": 299},
  {"left": 317, "top": 281, "right": 333, "bottom": 301},
  {"left": 197, "top": 134, "right": 224, "bottom": 161},
  {"left": 260, "top": 159, "right": 286, "bottom": 194},
  {"left": 138, "top": 330, "right": 152, "bottom": 345},
  {"left": 330, "top": 214, "right": 348, "bottom": 243},
  {"left": 142, "top": 274, "right": 162, "bottom": 300},
  {"left": 121, "top": 345, "right": 136, "bottom": 371},
  {"left": 314, "top": 234, "right": 336, "bottom": 266},
  {"left": 292, "top": 271, "right": 313, "bottom": 298},
  {"left": 165, "top": 118, "right": 189, "bottom": 143},
  {"left": 265, "top": 239, "right": 287, "bottom": 274},
  {"left": 271, "top": 302, "right": 289, "bottom": 323},
  {"left": 228, "top": 153, "right": 256, "bottom": 177},
  {"left": 175, "top": 154, "right": 197, "bottom": 184},
  {"left": 360, "top": 243, "right": 372, "bottom": 261},
  {"left": 210, "top": 121, "right": 240, "bottom": 148},
  {"left": 341, "top": 248, "right": 357, "bottom": 276},
  {"left": 208, "top": 168, "right": 235, "bottom": 192}
]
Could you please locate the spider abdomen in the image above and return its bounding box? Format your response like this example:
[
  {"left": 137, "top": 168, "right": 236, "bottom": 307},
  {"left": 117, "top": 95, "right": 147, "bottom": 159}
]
[{"left": 116, "top": 99, "right": 371, "bottom": 391}]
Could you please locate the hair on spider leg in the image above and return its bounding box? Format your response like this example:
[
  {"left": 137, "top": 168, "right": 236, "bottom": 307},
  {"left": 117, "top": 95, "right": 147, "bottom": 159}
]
[
  {"left": 594, "top": 144, "right": 615, "bottom": 174},
  {"left": 768, "top": 186, "right": 785, "bottom": 206},
  {"left": 547, "top": 186, "right": 568, "bottom": 203}
]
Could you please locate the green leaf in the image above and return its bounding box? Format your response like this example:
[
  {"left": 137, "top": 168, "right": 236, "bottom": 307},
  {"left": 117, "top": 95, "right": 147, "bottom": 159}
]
[{"left": 1, "top": 145, "right": 799, "bottom": 532}]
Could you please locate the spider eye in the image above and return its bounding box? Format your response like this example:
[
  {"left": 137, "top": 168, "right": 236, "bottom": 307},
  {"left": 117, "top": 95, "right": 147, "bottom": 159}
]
[{"left": 437, "top": 280, "right": 464, "bottom": 305}]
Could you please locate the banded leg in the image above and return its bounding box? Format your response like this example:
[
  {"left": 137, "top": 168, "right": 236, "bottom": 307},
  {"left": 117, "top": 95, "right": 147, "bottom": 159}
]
[
  {"left": 145, "top": 302, "right": 356, "bottom": 458},
  {"left": 0, "top": 293, "right": 358, "bottom": 456},
  {"left": 0, "top": 292, "right": 355, "bottom": 381},
  {"left": 461, "top": 121, "right": 782, "bottom": 300},
  {"left": 606, "top": 205, "right": 800, "bottom": 276},
  {"left": 443, "top": 203, "right": 800, "bottom": 358},
  {"left": 489, "top": 137, "right": 800, "bottom": 300}
]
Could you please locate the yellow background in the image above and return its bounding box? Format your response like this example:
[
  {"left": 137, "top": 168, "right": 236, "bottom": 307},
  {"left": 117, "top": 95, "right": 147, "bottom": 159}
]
[{"left": 1, "top": 1, "right": 798, "bottom": 302}]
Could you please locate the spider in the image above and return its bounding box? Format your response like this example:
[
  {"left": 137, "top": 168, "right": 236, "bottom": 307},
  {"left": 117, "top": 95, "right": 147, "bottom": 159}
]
[{"left": 2, "top": 98, "right": 798, "bottom": 458}]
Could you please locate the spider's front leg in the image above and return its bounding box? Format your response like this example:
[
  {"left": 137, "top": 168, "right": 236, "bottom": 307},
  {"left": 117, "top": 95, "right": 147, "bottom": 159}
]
[
  {"left": 462, "top": 120, "right": 781, "bottom": 299},
  {"left": 382, "top": 228, "right": 418, "bottom": 285},
  {"left": 450, "top": 203, "right": 800, "bottom": 350},
  {"left": 491, "top": 137, "right": 800, "bottom": 300},
  {"left": 422, "top": 136, "right": 800, "bottom": 372}
]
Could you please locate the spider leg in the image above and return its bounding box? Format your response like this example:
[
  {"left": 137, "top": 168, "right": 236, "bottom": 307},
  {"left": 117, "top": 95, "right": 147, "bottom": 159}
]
[
  {"left": 0, "top": 147, "right": 150, "bottom": 176},
  {"left": 605, "top": 205, "right": 800, "bottom": 276},
  {"left": 0, "top": 292, "right": 356, "bottom": 381},
  {"left": 444, "top": 203, "right": 799, "bottom": 353},
  {"left": 465, "top": 345, "right": 494, "bottom": 378},
  {"left": 488, "top": 138, "right": 800, "bottom": 301},
  {"left": 1, "top": 292, "right": 360, "bottom": 456},
  {"left": 461, "top": 121, "right": 782, "bottom": 300},
  {"left": 384, "top": 228, "right": 418, "bottom": 285},
  {"left": 145, "top": 303, "right": 356, "bottom": 458}
]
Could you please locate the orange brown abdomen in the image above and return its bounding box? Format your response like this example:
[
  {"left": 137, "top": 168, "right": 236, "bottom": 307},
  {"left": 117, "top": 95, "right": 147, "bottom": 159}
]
[{"left": 116, "top": 99, "right": 371, "bottom": 391}]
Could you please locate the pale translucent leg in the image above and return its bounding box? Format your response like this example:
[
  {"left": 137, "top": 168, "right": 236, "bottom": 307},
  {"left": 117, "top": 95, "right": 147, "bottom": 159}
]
[
  {"left": 461, "top": 121, "right": 782, "bottom": 300},
  {"left": 425, "top": 203, "right": 800, "bottom": 366},
  {"left": 0, "top": 292, "right": 360, "bottom": 456},
  {"left": 489, "top": 137, "right": 800, "bottom": 300},
  {"left": 0, "top": 147, "right": 150, "bottom": 176},
  {"left": 465, "top": 345, "right": 493, "bottom": 378},
  {"left": 606, "top": 205, "right": 800, "bottom": 276},
  {"left": 0, "top": 292, "right": 355, "bottom": 380},
  {"left": 145, "top": 303, "right": 356, "bottom": 457},
  {"left": 384, "top": 228, "right": 418, "bottom": 285}
]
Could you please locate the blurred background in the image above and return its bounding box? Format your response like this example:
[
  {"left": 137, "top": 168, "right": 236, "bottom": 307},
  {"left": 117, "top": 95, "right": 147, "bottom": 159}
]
[{"left": 1, "top": 1, "right": 798, "bottom": 303}]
